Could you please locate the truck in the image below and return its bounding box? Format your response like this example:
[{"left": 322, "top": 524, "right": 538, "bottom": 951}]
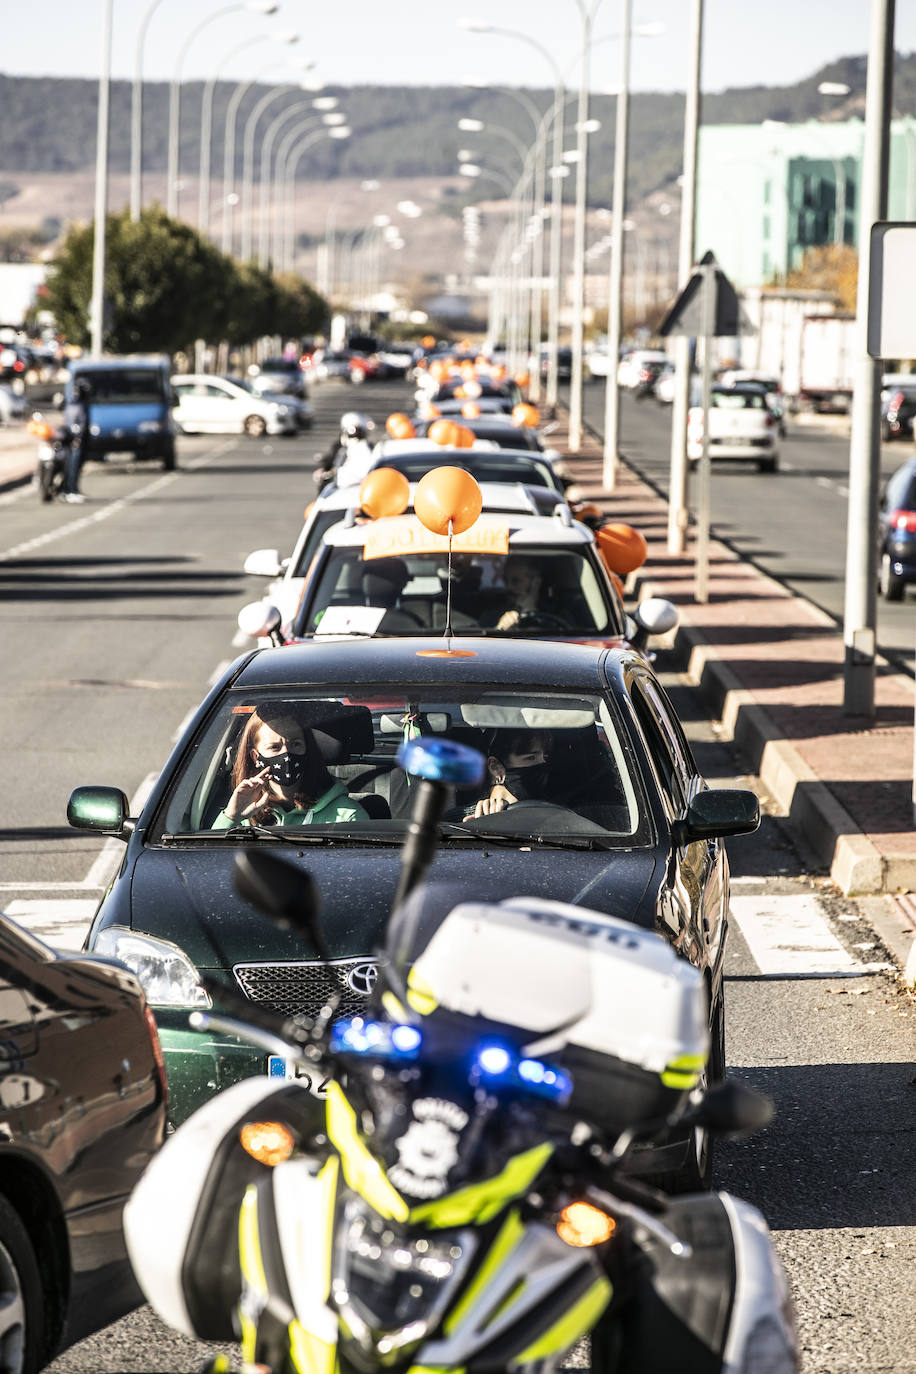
[{"left": 732, "top": 287, "right": 856, "bottom": 413}]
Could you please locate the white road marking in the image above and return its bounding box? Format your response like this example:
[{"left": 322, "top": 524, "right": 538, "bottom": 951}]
[
  {"left": 0, "top": 441, "right": 236, "bottom": 564},
  {"left": 4, "top": 899, "right": 99, "bottom": 951},
  {"left": 730, "top": 892, "right": 891, "bottom": 978}
]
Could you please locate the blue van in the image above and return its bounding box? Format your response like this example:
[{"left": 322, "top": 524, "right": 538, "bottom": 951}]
[{"left": 65, "top": 356, "right": 177, "bottom": 470}]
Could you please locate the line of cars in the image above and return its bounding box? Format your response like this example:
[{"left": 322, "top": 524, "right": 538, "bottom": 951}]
[{"left": 64, "top": 354, "right": 760, "bottom": 1220}]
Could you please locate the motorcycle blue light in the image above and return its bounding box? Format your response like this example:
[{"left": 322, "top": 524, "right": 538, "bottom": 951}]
[
  {"left": 397, "top": 737, "right": 485, "bottom": 787},
  {"left": 477, "top": 1045, "right": 512, "bottom": 1075},
  {"left": 391, "top": 1025, "right": 422, "bottom": 1053},
  {"left": 518, "top": 1058, "right": 573, "bottom": 1102}
]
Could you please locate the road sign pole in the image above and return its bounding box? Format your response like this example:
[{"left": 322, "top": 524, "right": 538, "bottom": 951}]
[{"left": 695, "top": 260, "right": 715, "bottom": 603}]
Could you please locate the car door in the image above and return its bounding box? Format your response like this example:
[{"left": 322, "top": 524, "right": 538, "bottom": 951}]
[{"left": 626, "top": 670, "right": 728, "bottom": 982}]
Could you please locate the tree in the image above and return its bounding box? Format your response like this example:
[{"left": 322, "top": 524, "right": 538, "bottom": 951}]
[{"left": 783, "top": 243, "right": 858, "bottom": 313}]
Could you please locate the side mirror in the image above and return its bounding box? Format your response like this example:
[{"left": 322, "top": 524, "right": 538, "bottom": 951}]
[
  {"left": 243, "top": 548, "right": 283, "bottom": 578},
  {"left": 67, "top": 785, "right": 133, "bottom": 836},
  {"left": 686, "top": 1078, "right": 774, "bottom": 1137},
  {"left": 233, "top": 850, "right": 326, "bottom": 958},
  {"left": 676, "top": 788, "right": 760, "bottom": 843},
  {"left": 237, "top": 601, "right": 283, "bottom": 643}
]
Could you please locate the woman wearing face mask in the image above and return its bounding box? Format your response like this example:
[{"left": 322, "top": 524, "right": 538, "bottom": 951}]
[
  {"left": 213, "top": 709, "right": 368, "bottom": 828},
  {"left": 464, "top": 729, "right": 551, "bottom": 820}
]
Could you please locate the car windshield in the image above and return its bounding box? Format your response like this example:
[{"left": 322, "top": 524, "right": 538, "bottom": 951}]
[
  {"left": 72, "top": 367, "right": 166, "bottom": 404},
  {"left": 294, "top": 543, "right": 618, "bottom": 639},
  {"left": 158, "top": 686, "right": 644, "bottom": 844},
  {"left": 711, "top": 389, "right": 767, "bottom": 410},
  {"left": 371, "top": 454, "right": 560, "bottom": 491}
]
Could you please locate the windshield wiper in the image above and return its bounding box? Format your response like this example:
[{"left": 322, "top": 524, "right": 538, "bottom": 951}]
[
  {"left": 161, "top": 826, "right": 334, "bottom": 846},
  {"left": 437, "top": 822, "right": 614, "bottom": 850}
]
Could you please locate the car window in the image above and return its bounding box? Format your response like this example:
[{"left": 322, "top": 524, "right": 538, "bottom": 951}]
[
  {"left": 628, "top": 675, "right": 696, "bottom": 816},
  {"left": 157, "top": 687, "right": 647, "bottom": 844},
  {"left": 298, "top": 546, "right": 618, "bottom": 639},
  {"left": 711, "top": 389, "right": 766, "bottom": 410},
  {"left": 374, "top": 455, "right": 558, "bottom": 491},
  {"left": 72, "top": 367, "right": 166, "bottom": 404}
]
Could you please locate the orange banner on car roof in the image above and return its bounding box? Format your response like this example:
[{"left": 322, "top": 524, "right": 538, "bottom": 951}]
[{"left": 362, "top": 515, "right": 509, "bottom": 560}]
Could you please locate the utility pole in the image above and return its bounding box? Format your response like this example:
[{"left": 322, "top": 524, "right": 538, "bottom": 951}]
[{"left": 843, "top": 0, "right": 895, "bottom": 717}]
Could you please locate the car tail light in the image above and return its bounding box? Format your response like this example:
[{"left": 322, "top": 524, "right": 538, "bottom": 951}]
[
  {"left": 764, "top": 412, "right": 776, "bottom": 427},
  {"left": 890, "top": 509, "right": 916, "bottom": 533},
  {"left": 13, "top": 359, "right": 24, "bottom": 372},
  {"left": 143, "top": 1003, "right": 169, "bottom": 1110}
]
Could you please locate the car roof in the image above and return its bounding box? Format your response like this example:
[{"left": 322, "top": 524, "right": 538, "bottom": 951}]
[
  {"left": 320, "top": 511, "right": 593, "bottom": 549},
  {"left": 372, "top": 438, "right": 505, "bottom": 458},
  {"left": 313, "top": 480, "right": 560, "bottom": 516},
  {"left": 71, "top": 355, "right": 168, "bottom": 371},
  {"left": 233, "top": 635, "right": 626, "bottom": 692}
]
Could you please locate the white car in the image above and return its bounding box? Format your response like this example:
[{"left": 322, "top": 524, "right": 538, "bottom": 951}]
[
  {"left": 0, "top": 383, "right": 26, "bottom": 425},
  {"left": 687, "top": 383, "right": 779, "bottom": 472},
  {"left": 170, "top": 375, "right": 297, "bottom": 437},
  {"left": 617, "top": 349, "right": 670, "bottom": 390}
]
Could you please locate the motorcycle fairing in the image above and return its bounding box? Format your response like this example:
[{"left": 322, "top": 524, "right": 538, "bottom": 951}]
[{"left": 326, "top": 1081, "right": 555, "bottom": 1228}]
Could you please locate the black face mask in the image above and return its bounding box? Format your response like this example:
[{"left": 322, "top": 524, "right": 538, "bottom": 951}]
[
  {"left": 256, "top": 750, "right": 307, "bottom": 789},
  {"left": 502, "top": 762, "right": 549, "bottom": 801}
]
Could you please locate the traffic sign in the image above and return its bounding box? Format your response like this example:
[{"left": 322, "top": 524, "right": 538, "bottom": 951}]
[{"left": 659, "top": 250, "right": 754, "bottom": 338}]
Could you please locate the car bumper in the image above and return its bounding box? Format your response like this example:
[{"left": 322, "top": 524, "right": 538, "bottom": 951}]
[
  {"left": 87, "top": 433, "right": 174, "bottom": 457},
  {"left": 158, "top": 1021, "right": 271, "bottom": 1127},
  {"left": 687, "top": 438, "right": 777, "bottom": 460}
]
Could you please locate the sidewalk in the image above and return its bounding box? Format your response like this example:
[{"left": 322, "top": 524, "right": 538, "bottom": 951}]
[
  {"left": 551, "top": 412, "right": 916, "bottom": 985},
  {"left": 0, "top": 428, "right": 35, "bottom": 492}
]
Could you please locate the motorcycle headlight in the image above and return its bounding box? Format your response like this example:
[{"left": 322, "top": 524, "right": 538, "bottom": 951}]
[
  {"left": 92, "top": 926, "right": 210, "bottom": 1008},
  {"left": 333, "top": 1201, "right": 474, "bottom": 1360}
]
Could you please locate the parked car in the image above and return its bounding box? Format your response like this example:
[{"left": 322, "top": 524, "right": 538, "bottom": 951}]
[
  {"left": 880, "top": 380, "right": 916, "bottom": 442},
  {"left": 0, "top": 911, "right": 167, "bottom": 1369},
  {"left": 66, "top": 356, "right": 178, "bottom": 469},
  {"left": 687, "top": 382, "right": 780, "bottom": 472},
  {"left": 311, "top": 349, "right": 356, "bottom": 382},
  {"left": 617, "top": 349, "right": 671, "bottom": 390},
  {"left": 718, "top": 370, "right": 787, "bottom": 436},
  {"left": 226, "top": 375, "right": 313, "bottom": 430},
  {"left": 0, "top": 381, "right": 26, "bottom": 424},
  {"left": 68, "top": 636, "right": 758, "bottom": 1190},
  {"left": 171, "top": 374, "right": 297, "bottom": 437},
  {"left": 247, "top": 356, "right": 309, "bottom": 400},
  {"left": 540, "top": 344, "right": 573, "bottom": 381},
  {"left": 654, "top": 361, "right": 677, "bottom": 404},
  {"left": 0, "top": 343, "right": 32, "bottom": 394},
  {"left": 878, "top": 456, "right": 916, "bottom": 600}
]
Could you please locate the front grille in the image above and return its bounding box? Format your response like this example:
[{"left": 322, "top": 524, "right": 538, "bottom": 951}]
[{"left": 233, "top": 958, "right": 378, "bottom": 1020}]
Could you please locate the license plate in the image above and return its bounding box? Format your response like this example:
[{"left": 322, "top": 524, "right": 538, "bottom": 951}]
[{"left": 266, "top": 1056, "right": 331, "bottom": 1097}]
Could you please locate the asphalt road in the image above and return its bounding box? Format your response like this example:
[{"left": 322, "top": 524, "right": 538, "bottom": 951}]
[
  {"left": 576, "top": 383, "right": 916, "bottom": 676},
  {"left": 0, "top": 377, "right": 911, "bottom": 1372}
]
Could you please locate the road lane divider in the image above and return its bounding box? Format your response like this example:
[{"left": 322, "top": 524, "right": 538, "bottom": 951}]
[{"left": 730, "top": 892, "right": 893, "bottom": 978}]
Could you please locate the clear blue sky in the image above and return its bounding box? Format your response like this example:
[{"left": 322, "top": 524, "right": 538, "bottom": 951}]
[{"left": 5, "top": 0, "right": 916, "bottom": 94}]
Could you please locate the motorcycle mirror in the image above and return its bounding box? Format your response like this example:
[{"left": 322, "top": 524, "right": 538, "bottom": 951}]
[
  {"left": 233, "top": 850, "right": 327, "bottom": 958},
  {"left": 690, "top": 1079, "right": 774, "bottom": 1137}
]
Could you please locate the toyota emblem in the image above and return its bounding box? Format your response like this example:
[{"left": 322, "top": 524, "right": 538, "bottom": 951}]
[{"left": 347, "top": 961, "right": 378, "bottom": 996}]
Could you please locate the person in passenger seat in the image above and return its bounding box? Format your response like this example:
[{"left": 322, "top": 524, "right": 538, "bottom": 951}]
[{"left": 213, "top": 707, "right": 368, "bottom": 828}]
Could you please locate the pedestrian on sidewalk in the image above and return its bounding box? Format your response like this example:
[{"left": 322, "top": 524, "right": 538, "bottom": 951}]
[{"left": 60, "top": 377, "right": 91, "bottom": 502}]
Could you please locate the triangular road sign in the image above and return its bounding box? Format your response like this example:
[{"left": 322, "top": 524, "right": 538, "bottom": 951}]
[{"left": 659, "top": 250, "right": 756, "bottom": 338}]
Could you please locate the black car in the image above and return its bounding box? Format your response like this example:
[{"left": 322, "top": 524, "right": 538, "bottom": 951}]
[
  {"left": 540, "top": 345, "right": 573, "bottom": 382},
  {"left": 0, "top": 913, "right": 167, "bottom": 1369},
  {"left": 363, "top": 446, "right": 566, "bottom": 494},
  {"left": 413, "top": 416, "right": 544, "bottom": 451},
  {"left": 68, "top": 638, "right": 757, "bottom": 1191},
  {"left": 880, "top": 383, "right": 916, "bottom": 442},
  {"left": 878, "top": 456, "right": 916, "bottom": 599},
  {"left": 427, "top": 379, "right": 523, "bottom": 413}
]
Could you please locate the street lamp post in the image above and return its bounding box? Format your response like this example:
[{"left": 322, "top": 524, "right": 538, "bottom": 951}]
[
  {"left": 601, "top": 0, "right": 632, "bottom": 488},
  {"left": 167, "top": 0, "right": 279, "bottom": 220},
  {"left": 257, "top": 103, "right": 341, "bottom": 267},
  {"left": 130, "top": 0, "right": 167, "bottom": 221},
  {"left": 90, "top": 0, "right": 114, "bottom": 355},
  {"left": 278, "top": 125, "right": 350, "bottom": 272}
]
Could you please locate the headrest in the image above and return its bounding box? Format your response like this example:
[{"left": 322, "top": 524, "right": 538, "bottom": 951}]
[{"left": 258, "top": 701, "right": 374, "bottom": 762}]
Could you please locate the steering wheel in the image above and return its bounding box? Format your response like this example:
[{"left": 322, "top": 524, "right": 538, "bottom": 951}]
[{"left": 516, "top": 610, "right": 571, "bottom": 632}]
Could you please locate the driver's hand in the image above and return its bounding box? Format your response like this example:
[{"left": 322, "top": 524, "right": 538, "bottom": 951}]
[
  {"left": 224, "top": 767, "right": 271, "bottom": 821},
  {"left": 495, "top": 609, "right": 520, "bottom": 631},
  {"left": 466, "top": 785, "right": 516, "bottom": 819}
]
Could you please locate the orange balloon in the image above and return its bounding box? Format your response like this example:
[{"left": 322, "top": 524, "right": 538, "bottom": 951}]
[
  {"left": 451, "top": 424, "right": 476, "bottom": 449},
  {"left": 595, "top": 523, "right": 649, "bottom": 576},
  {"left": 490, "top": 363, "right": 507, "bottom": 381},
  {"left": 430, "top": 359, "right": 449, "bottom": 381},
  {"left": 512, "top": 403, "right": 540, "bottom": 428},
  {"left": 385, "top": 412, "right": 416, "bottom": 439},
  {"left": 461, "top": 401, "right": 481, "bottom": 418},
  {"left": 414, "top": 466, "right": 482, "bottom": 535},
  {"left": 428, "top": 418, "right": 460, "bottom": 446},
  {"left": 359, "top": 467, "right": 411, "bottom": 519},
  {"left": 421, "top": 335, "right": 436, "bottom": 348},
  {"left": 514, "top": 370, "right": 531, "bottom": 389}
]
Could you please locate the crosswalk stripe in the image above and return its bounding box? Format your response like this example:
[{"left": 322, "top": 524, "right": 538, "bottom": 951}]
[{"left": 730, "top": 893, "right": 890, "bottom": 978}]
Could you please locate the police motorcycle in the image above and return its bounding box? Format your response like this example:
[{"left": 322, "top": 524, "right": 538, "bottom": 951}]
[
  {"left": 27, "top": 413, "right": 71, "bottom": 501},
  {"left": 124, "top": 737, "right": 797, "bottom": 1374}
]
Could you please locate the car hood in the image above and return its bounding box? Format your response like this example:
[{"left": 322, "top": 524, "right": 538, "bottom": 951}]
[{"left": 127, "top": 844, "right": 658, "bottom": 968}]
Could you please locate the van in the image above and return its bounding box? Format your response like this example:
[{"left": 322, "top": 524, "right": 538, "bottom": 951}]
[{"left": 65, "top": 356, "right": 176, "bottom": 470}]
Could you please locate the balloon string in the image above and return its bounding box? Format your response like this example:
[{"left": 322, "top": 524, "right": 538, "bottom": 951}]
[{"left": 445, "top": 522, "right": 454, "bottom": 644}]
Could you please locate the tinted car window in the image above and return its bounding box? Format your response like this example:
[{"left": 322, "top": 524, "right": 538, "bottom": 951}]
[
  {"left": 72, "top": 367, "right": 166, "bottom": 403},
  {"left": 710, "top": 389, "right": 766, "bottom": 410},
  {"left": 883, "top": 464, "right": 916, "bottom": 510},
  {"left": 372, "top": 454, "right": 559, "bottom": 491}
]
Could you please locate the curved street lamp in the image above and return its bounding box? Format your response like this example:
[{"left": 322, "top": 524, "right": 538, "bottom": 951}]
[
  {"left": 277, "top": 125, "right": 351, "bottom": 272},
  {"left": 167, "top": 0, "right": 280, "bottom": 219}
]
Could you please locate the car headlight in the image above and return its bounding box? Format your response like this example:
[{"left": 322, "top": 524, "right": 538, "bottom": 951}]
[
  {"left": 92, "top": 926, "right": 211, "bottom": 1008},
  {"left": 138, "top": 420, "right": 164, "bottom": 433}
]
